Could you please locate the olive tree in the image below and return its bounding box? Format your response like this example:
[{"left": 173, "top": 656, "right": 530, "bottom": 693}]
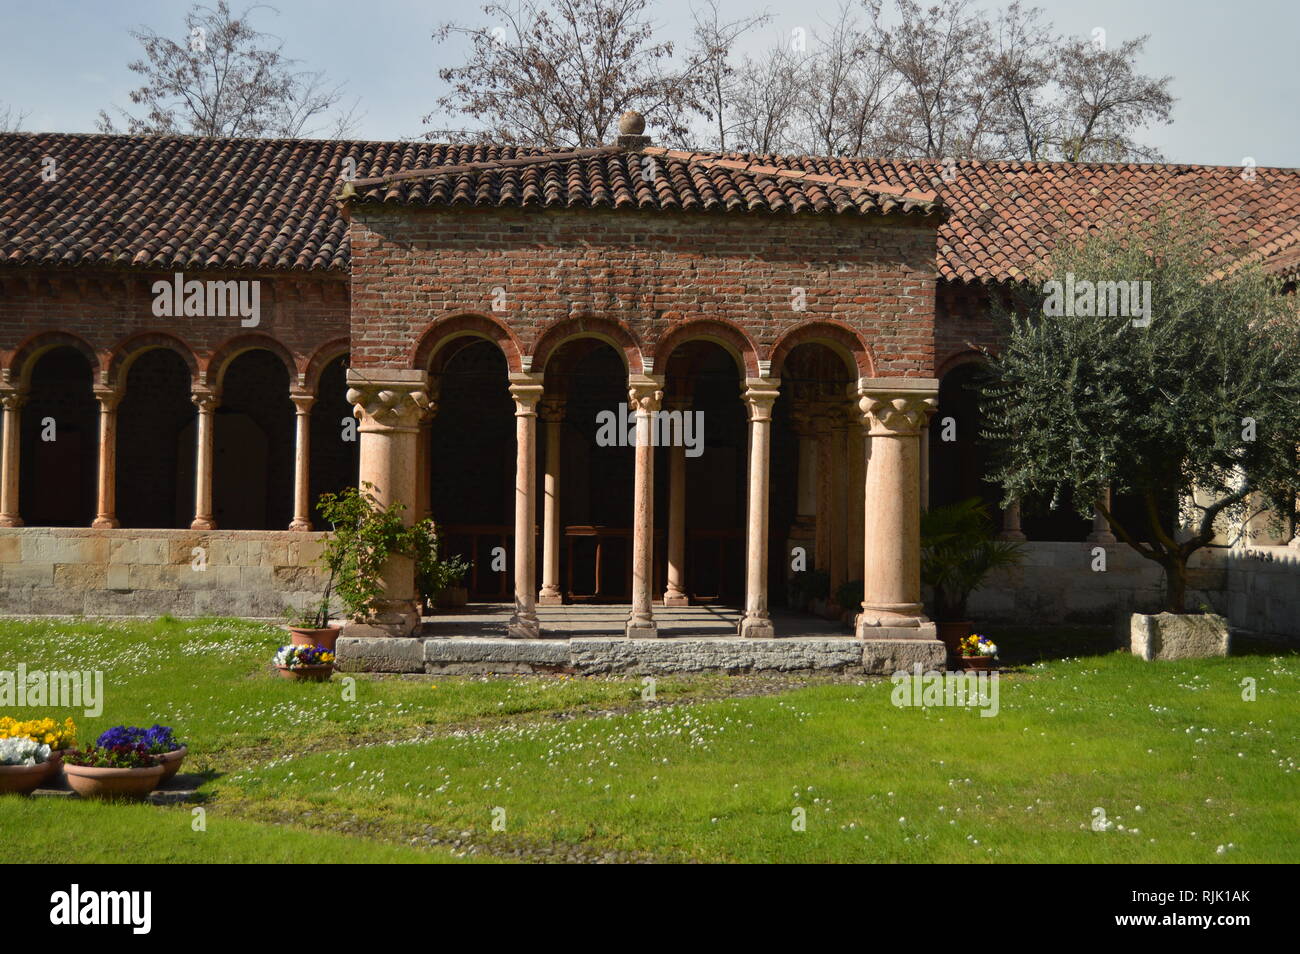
[{"left": 980, "top": 209, "right": 1300, "bottom": 612}]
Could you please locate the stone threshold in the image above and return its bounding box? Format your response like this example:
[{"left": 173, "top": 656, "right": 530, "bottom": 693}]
[{"left": 336, "top": 634, "right": 945, "bottom": 676}]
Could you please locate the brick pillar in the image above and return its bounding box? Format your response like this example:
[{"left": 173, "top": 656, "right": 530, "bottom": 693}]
[
  {"left": 91, "top": 385, "right": 122, "bottom": 529},
  {"left": 538, "top": 398, "right": 565, "bottom": 606},
  {"left": 344, "top": 369, "right": 430, "bottom": 637},
  {"left": 856, "top": 379, "right": 939, "bottom": 638},
  {"left": 508, "top": 372, "right": 544, "bottom": 638},
  {"left": 0, "top": 388, "right": 26, "bottom": 527},
  {"left": 190, "top": 386, "right": 220, "bottom": 531},
  {"left": 288, "top": 391, "right": 315, "bottom": 531},
  {"left": 626, "top": 374, "right": 664, "bottom": 638},
  {"left": 739, "top": 377, "right": 780, "bottom": 638}
]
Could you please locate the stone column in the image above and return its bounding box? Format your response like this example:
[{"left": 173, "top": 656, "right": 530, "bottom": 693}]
[
  {"left": 507, "top": 373, "right": 545, "bottom": 637},
  {"left": 537, "top": 398, "right": 565, "bottom": 606},
  {"left": 813, "top": 409, "right": 833, "bottom": 575},
  {"left": 662, "top": 397, "right": 691, "bottom": 607},
  {"left": 414, "top": 378, "right": 439, "bottom": 523},
  {"left": 845, "top": 389, "right": 866, "bottom": 582},
  {"left": 190, "top": 386, "right": 220, "bottom": 531},
  {"left": 999, "top": 497, "right": 1027, "bottom": 541},
  {"left": 0, "top": 389, "right": 26, "bottom": 528},
  {"left": 856, "top": 379, "right": 939, "bottom": 639},
  {"left": 344, "top": 369, "right": 430, "bottom": 637},
  {"left": 626, "top": 374, "right": 664, "bottom": 638},
  {"left": 1088, "top": 487, "right": 1117, "bottom": 544},
  {"left": 829, "top": 408, "right": 850, "bottom": 596},
  {"left": 919, "top": 410, "right": 933, "bottom": 513},
  {"left": 739, "top": 378, "right": 781, "bottom": 638},
  {"left": 91, "top": 385, "right": 122, "bottom": 528},
  {"left": 288, "top": 391, "right": 315, "bottom": 531}
]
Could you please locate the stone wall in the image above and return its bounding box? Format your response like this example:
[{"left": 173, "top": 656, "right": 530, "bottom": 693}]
[
  {"left": 0, "top": 527, "right": 330, "bottom": 618},
  {"left": 1221, "top": 546, "right": 1300, "bottom": 640}
]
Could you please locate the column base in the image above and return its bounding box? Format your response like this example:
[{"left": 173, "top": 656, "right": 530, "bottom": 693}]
[
  {"left": 1086, "top": 531, "right": 1116, "bottom": 544},
  {"left": 997, "top": 529, "right": 1026, "bottom": 542},
  {"left": 288, "top": 519, "right": 312, "bottom": 531},
  {"left": 856, "top": 616, "right": 937, "bottom": 641},
  {"left": 190, "top": 517, "right": 217, "bottom": 530},
  {"left": 508, "top": 614, "right": 541, "bottom": 638},
  {"left": 738, "top": 615, "right": 775, "bottom": 639},
  {"left": 625, "top": 615, "right": 659, "bottom": 638},
  {"left": 1291, "top": 534, "right": 1300, "bottom": 550},
  {"left": 0, "top": 515, "right": 24, "bottom": 528},
  {"left": 662, "top": 591, "right": 689, "bottom": 607},
  {"left": 537, "top": 587, "right": 563, "bottom": 606},
  {"left": 341, "top": 599, "right": 421, "bottom": 638}
]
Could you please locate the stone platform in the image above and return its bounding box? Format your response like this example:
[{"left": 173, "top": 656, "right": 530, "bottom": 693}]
[{"left": 336, "top": 604, "right": 944, "bottom": 676}]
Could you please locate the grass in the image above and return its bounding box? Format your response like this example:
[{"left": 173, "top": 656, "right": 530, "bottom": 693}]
[{"left": 1, "top": 616, "right": 1297, "bottom": 863}]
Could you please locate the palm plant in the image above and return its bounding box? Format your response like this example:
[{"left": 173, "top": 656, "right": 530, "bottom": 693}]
[{"left": 921, "top": 498, "right": 1024, "bottom": 621}]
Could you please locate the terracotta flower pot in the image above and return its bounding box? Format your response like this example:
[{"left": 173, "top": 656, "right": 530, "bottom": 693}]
[
  {"left": 156, "top": 745, "right": 188, "bottom": 783},
  {"left": 63, "top": 763, "right": 164, "bottom": 801},
  {"left": 434, "top": 586, "right": 468, "bottom": 609},
  {"left": 289, "top": 626, "right": 338, "bottom": 652},
  {"left": 0, "top": 762, "right": 50, "bottom": 796},
  {"left": 960, "top": 655, "right": 997, "bottom": 672},
  {"left": 277, "top": 664, "right": 333, "bottom": 682},
  {"left": 936, "top": 620, "right": 973, "bottom": 660}
]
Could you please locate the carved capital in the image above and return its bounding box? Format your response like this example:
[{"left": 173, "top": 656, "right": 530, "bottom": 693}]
[
  {"left": 742, "top": 377, "right": 781, "bottom": 423},
  {"left": 290, "top": 390, "right": 316, "bottom": 415},
  {"left": 346, "top": 384, "right": 429, "bottom": 429},
  {"left": 92, "top": 385, "right": 123, "bottom": 412},
  {"left": 508, "top": 372, "right": 545, "bottom": 416},
  {"left": 1, "top": 388, "right": 29, "bottom": 412},
  {"left": 538, "top": 398, "right": 566, "bottom": 423},
  {"left": 627, "top": 374, "right": 666, "bottom": 415},
  {"left": 857, "top": 384, "right": 938, "bottom": 437},
  {"left": 191, "top": 387, "right": 221, "bottom": 413}
]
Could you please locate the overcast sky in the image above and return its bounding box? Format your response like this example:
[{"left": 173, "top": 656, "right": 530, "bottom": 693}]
[{"left": 2, "top": 0, "right": 1296, "bottom": 167}]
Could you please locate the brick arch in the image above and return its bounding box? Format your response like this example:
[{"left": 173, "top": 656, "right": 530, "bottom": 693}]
[
  {"left": 303, "top": 338, "right": 351, "bottom": 395},
  {"left": 651, "top": 318, "right": 760, "bottom": 378},
  {"left": 937, "top": 348, "right": 988, "bottom": 379},
  {"left": 206, "top": 333, "right": 298, "bottom": 390},
  {"left": 107, "top": 331, "right": 202, "bottom": 390},
  {"left": 529, "top": 316, "right": 645, "bottom": 374},
  {"left": 767, "top": 320, "right": 873, "bottom": 379},
  {"left": 7, "top": 331, "right": 101, "bottom": 387},
  {"left": 413, "top": 312, "right": 525, "bottom": 375}
]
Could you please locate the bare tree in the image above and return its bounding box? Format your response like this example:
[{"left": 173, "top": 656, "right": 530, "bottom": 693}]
[
  {"left": 0, "top": 103, "right": 29, "bottom": 133},
  {"left": 429, "top": 0, "right": 703, "bottom": 148},
  {"left": 986, "top": 2, "right": 1058, "bottom": 160},
  {"left": 799, "top": 3, "right": 896, "bottom": 156},
  {"left": 689, "top": 0, "right": 772, "bottom": 151},
  {"left": 729, "top": 42, "right": 805, "bottom": 154},
  {"left": 1055, "top": 33, "right": 1173, "bottom": 162},
  {"left": 97, "top": 1, "right": 360, "bottom": 139}
]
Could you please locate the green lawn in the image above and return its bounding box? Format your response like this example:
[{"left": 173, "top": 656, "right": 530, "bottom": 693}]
[{"left": 1, "top": 616, "right": 1296, "bottom": 863}]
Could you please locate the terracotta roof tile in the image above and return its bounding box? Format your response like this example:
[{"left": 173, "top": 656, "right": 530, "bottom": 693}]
[{"left": 3, "top": 132, "right": 1300, "bottom": 283}]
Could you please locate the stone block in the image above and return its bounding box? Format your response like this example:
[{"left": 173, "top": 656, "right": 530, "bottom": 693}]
[
  {"left": 569, "top": 636, "right": 863, "bottom": 675},
  {"left": 0, "top": 535, "right": 22, "bottom": 563},
  {"left": 335, "top": 636, "right": 425, "bottom": 673},
  {"left": 860, "top": 638, "right": 947, "bottom": 674},
  {"left": 1130, "top": 612, "right": 1230, "bottom": 661}
]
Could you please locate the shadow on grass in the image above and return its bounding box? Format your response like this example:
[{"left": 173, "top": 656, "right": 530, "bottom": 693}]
[{"left": 981, "top": 622, "right": 1298, "bottom": 666}]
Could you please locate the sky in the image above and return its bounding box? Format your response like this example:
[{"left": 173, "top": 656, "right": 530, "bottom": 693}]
[{"left": 1, "top": 0, "right": 1297, "bottom": 167}]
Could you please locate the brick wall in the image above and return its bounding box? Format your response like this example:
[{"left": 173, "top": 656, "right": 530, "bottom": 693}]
[{"left": 348, "top": 206, "right": 939, "bottom": 375}]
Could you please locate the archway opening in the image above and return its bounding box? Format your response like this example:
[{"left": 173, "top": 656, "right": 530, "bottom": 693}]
[
  {"left": 118, "top": 348, "right": 196, "bottom": 528},
  {"left": 308, "top": 354, "right": 358, "bottom": 530},
  {"left": 19, "top": 347, "right": 98, "bottom": 527}
]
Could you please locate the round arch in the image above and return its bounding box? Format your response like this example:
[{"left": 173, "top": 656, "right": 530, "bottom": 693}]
[
  {"left": 768, "top": 320, "right": 873, "bottom": 380},
  {"left": 529, "top": 316, "right": 645, "bottom": 374},
  {"left": 303, "top": 337, "right": 351, "bottom": 395},
  {"left": 652, "top": 318, "right": 760, "bottom": 378},
  {"left": 206, "top": 333, "right": 298, "bottom": 391},
  {"left": 412, "top": 312, "right": 525, "bottom": 375},
  {"left": 107, "top": 331, "right": 202, "bottom": 390},
  {"left": 8, "top": 331, "right": 101, "bottom": 389}
]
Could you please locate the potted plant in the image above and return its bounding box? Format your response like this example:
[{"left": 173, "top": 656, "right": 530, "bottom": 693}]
[
  {"left": 0, "top": 737, "right": 52, "bottom": 796},
  {"left": 958, "top": 633, "right": 1000, "bottom": 671},
  {"left": 787, "top": 569, "right": 830, "bottom": 614},
  {"left": 1, "top": 716, "right": 76, "bottom": 783},
  {"left": 921, "top": 498, "right": 1024, "bottom": 662},
  {"left": 274, "top": 643, "right": 336, "bottom": 681},
  {"left": 417, "top": 525, "right": 470, "bottom": 612},
  {"left": 285, "top": 568, "right": 339, "bottom": 652},
  {"left": 96, "top": 725, "right": 188, "bottom": 782},
  {"left": 834, "top": 579, "right": 864, "bottom": 626},
  {"left": 62, "top": 744, "right": 164, "bottom": 801}
]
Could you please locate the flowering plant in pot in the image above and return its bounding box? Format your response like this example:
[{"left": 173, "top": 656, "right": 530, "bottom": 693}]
[
  {"left": 921, "top": 498, "right": 1023, "bottom": 662},
  {"left": 0, "top": 716, "right": 77, "bottom": 782},
  {"left": 958, "top": 634, "right": 999, "bottom": 671},
  {"left": 62, "top": 744, "right": 163, "bottom": 800},
  {"left": 274, "top": 643, "right": 336, "bottom": 681},
  {"left": 285, "top": 573, "right": 339, "bottom": 652},
  {"left": 0, "top": 737, "right": 52, "bottom": 796},
  {"left": 97, "top": 724, "right": 188, "bottom": 782}
]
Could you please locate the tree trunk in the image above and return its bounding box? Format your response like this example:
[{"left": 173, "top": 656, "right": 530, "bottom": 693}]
[{"left": 1163, "top": 557, "right": 1188, "bottom": 614}]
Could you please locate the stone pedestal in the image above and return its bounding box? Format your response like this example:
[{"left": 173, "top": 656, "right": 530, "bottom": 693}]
[
  {"left": 1130, "top": 612, "right": 1230, "bottom": 660},
  {"left": 342, "top": 369, "right": 430, "bottom": 638},
  {"left": 855, "top": 379, "right": 939, "bottom": 640}
]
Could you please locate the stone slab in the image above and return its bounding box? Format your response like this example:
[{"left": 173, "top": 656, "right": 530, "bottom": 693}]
[
  {"left": 424, "top": 637, "right": 571, "bottom": 672},
  {"left": 1130, "top": 612, "right": 1230, "bottom": 661},
  {"left": 860, "top": 638, "right": 947, "bottom": 674},
  {"left": 334, "top": 636, "right": 424, "bottom": 673},
  {"left": 569, "top": 637, "right": 864, "bottom": 675}
]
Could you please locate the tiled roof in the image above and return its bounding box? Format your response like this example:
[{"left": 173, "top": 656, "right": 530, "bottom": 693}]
[{"left": 3, "top": 132, "right": 1300, "bottom": 283}]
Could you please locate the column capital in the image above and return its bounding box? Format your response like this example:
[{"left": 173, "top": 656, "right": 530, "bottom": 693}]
[
  {"left": 627, "top": 374, "right": 665, "bottom": 414},
  {"left": 508, "top": 371, "right": 545, "bottom": 415},
  {"left": 92, "top": 385, "right": 123, "bottom": 411},
  {"left": 289, "top": 390, "right": 316, "bottom": 414},
  {"left": 742, "top": 377, "right": 781, "bottom": 421},
  {"left": 538, "top": 398, "right": 567, "bottom": 423},
  {"left": 856, "top": 379, "right": 938, "bottom": 437},
  {"left": 346, "top": 369, "right": 431, "bottom": 430},
  {"left": 191, "top": 386, "right": 220, "bottom": 412},
  {"left": 1, "top": 387, "right": 28, "bottom": 411}
]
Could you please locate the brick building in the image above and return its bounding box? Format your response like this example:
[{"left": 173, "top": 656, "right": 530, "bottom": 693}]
[{"left": 2, "top": 116, "right": 1299, "bottom": 648}]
